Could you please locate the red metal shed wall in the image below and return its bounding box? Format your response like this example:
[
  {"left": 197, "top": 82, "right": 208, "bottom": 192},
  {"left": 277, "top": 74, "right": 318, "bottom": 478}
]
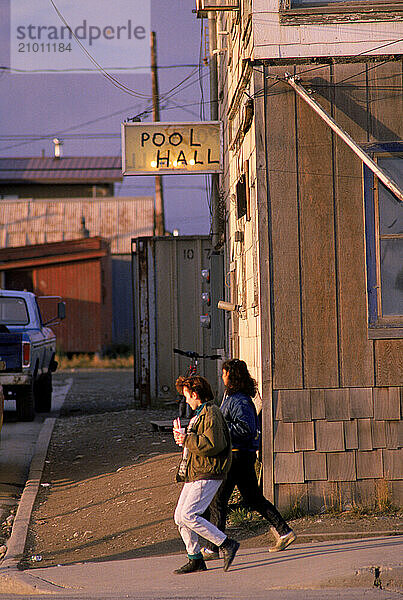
[{"left": 34, "top": 258, "right": 112, "bottom": 353}]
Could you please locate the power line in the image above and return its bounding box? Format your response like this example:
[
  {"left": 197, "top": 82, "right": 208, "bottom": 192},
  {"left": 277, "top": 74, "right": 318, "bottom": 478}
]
[
  {"left": 0, "top": 64, "right": 204, "bottom": 74},
  {"left": 48, "top": 0, "right": 204, "bottom": 104},
  {"left": 0, "top": 68, "right": 211, "bottom": 153}
]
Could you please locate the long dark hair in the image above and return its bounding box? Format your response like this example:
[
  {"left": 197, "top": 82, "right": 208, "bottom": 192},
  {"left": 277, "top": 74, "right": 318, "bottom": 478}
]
[{"left": 222, "top": 359, "right": 257, "bottom": 398}]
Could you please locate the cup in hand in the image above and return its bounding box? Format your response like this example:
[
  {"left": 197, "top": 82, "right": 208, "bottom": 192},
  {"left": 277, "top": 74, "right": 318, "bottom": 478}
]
[{"left": 174, "top": 427, "right": 186, "bottom": 446}]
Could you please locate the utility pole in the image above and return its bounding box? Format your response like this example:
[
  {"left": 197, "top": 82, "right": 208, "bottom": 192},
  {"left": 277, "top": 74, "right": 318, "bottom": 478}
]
[{"left": 151, "top": 31, "right": 165, "bottom": 236}]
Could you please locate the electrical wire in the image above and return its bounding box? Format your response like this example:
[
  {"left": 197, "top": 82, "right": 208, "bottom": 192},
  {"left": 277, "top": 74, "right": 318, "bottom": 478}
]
[
  {"left": 0, "top": 69, "right": 210, "bottom": 153},
  {"left": 49, "top": 0, "right": 204, "bottom": 104},
  {"left": 0, "top": 64, "right": 202, "bottom": 74},
  {"left": 249, "top": 32, "right": 403, "bottom": 100}
]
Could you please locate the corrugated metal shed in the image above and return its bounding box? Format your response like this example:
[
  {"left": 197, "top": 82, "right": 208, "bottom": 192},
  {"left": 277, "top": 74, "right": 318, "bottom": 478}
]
[
  {"left": 0, "top": 237, "right": 112, "bottom": 354},
  {"left": 0, "top": 197, "right": 154, "bottom": 254},
  {"left": 0, "top": 157, "right": 123, "bottom": 183}
]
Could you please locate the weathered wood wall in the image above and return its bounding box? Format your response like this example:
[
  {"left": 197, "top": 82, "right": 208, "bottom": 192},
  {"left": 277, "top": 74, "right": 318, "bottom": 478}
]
[
  {"left": 259, "top": 60, "right": 403, "bottom": 506},
  {"left": 264, "top": 61, "right": 403, "bottom": 391}
]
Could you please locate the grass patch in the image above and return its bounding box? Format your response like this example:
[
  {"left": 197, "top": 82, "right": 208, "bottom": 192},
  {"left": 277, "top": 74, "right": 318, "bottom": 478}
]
[
  {"left": 56, "top": 353, "right": 134, "bottom": 370},
  {"left": 227, "top": 507, "right": 266, "bottom": 530}
]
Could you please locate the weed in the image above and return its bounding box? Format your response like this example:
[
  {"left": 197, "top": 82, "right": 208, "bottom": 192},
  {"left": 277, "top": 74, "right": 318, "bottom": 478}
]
[
  {"left": 282, "top": 495, "right": 307, "bottom": 521},
  {"left": 323, "top": 482, "right": 344, "bottom": 515},
  {"left": 351, "top": 479, "right": 401, "bottom": 516},
  {"left": 322, "top": 479, "right": 401, "bottom": 517}
]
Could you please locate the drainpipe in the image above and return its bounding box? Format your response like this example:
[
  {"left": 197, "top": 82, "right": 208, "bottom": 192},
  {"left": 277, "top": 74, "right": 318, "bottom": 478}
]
[{"left": 208, "top": 12, "right": 222, "bottom": 250}]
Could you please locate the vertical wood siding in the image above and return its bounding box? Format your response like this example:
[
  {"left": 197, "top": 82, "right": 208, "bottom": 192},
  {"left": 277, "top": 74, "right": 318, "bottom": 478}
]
[
  {"left": 265, "top": 68, "right": 303, "bottom": 389},
  {"left": 265, "top": 61, "right": 403, "bottom": 390}
]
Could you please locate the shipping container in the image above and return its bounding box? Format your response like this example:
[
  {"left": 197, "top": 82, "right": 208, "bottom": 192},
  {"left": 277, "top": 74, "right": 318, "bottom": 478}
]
[{"left": 132, "top": 236, "right": 222, "bottom": 406}]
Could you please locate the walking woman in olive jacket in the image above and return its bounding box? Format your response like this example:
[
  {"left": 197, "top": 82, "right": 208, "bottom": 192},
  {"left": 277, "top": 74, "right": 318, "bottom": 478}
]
[{"left": 173, "top": 375, "right": 240, "bottom": 574}]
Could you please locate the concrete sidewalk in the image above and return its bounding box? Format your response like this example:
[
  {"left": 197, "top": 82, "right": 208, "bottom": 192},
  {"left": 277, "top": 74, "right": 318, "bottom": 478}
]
[
  {"left": 0, "top": 535, "right": 401, "bottom": 597},
  {"left": 0, "top": 403, "right": 401, "bottom": 598}
]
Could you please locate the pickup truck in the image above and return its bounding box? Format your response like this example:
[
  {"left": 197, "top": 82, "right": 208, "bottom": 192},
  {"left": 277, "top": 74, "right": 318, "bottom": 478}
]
[{"left": 0, "top": 290, "right": 65, "bottom": 421}]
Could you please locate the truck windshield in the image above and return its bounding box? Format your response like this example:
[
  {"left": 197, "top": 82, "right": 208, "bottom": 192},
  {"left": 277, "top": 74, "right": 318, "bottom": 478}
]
[{"left": 0, "top": 297, "right": 29, "bottom": 325}]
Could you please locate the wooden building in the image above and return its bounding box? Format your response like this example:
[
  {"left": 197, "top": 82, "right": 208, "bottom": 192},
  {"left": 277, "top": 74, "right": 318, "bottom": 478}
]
[
  {"left": 0, "top": 156, "right": 122, "bottom": 199},
  {"left": 0, "top": 157, "right": 154, "bottom": 346},
  {"left": 0, "top": 237, "right": 112, "bottom": 354},
  {"left": 200, "top": 0, "right": 403, "bottom": 509}
]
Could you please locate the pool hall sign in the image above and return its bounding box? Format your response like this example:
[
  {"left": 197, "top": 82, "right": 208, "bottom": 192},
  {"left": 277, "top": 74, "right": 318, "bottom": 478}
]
[{"left": 122, "top": 121, "right": 222, "bottom": 175}]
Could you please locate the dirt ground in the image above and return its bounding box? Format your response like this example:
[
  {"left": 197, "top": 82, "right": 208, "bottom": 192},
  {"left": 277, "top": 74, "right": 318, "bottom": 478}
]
[{"left": 23, "top": 370, "right": 402, "bottom": 569}]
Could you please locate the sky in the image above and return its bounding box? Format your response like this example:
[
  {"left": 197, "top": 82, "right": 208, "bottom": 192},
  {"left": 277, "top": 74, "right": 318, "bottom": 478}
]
[{"left": 0, "top": 0, "right": 212, "bottom": 235}]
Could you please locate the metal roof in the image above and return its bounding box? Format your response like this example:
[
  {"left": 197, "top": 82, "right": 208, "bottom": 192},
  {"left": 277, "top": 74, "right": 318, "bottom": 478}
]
[
  {"left": 0, "top": 157, "right": 123, "bottom": 183},
  {"left": 0, "top": 197, "right": 154, "bottom": 254}
]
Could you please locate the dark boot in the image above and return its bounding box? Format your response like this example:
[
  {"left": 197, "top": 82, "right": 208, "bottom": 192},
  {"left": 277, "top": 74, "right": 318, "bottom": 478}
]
[
  {"left": 174, "top": 557, "right": 207, "bottom": 574},
  {"left": 220, "top": 537, "right": 240, "bottom": 572}
]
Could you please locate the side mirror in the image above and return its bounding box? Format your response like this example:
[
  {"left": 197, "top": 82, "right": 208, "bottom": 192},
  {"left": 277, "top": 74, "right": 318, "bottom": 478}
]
[{"left": 57, "top": 301, "right": 66, "bottom": 320}]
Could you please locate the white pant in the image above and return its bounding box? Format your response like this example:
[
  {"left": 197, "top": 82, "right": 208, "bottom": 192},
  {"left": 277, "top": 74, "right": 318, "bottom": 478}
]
[{"left": 174, "top": 479, "right": 227, "bottom": 557}]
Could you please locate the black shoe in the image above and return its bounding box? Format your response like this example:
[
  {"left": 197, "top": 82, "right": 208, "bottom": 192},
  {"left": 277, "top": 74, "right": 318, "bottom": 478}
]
[
  {"left": 220, "top": 538, "right": 240, "bottom": 572},
  {"left": 174, "top": 557, "right": 207, "bottom": 574}
]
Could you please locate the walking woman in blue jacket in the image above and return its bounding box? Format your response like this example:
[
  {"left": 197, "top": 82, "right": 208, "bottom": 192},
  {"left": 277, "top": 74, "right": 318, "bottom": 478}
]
[{"left": 203, "top": 359, "right": 295, "bottom": 559}]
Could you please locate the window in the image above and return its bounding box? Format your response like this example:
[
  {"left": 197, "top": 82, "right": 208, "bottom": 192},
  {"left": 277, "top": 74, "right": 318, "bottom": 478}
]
[
  {"left": 236, "top": 162, "right": 250, "bottom": 220},
  {"left": 0, "top": 297, "right": 29, "bottom": 325},
  {"left": 364, "top": 144, "right": 403, "bottom": 337},
  {"left": 280, "top": 0, "right": 403, "bottom": 24}
]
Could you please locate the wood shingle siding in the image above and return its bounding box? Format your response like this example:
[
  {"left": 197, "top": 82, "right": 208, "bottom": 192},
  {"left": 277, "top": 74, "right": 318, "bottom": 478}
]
[
  {"left": 357, "top": 419, "right": 373, "bottom": 451},
  {"left": 349, "top": 388, "right": 373, "bottom": 419},
  {"left": 385, "top": 421, "right": 401, "bottom": 450},
  {"left": 294, "top": 422, "right": 315, "bottom": 451},
  {"left": 315, "top": 420, "right": 345, "bottom": 452},
  {"left": 383, "top": 450, "right": 403, "bottom": 480},
  {"left": 274, "top": 452, "right": 305, "bottom": 484},
  {"left": 356, "top": 450, "right": 383, "bottom": 480},
  {"left": 371, "top": 420, "right": 387, "bottom": 449},
  {"left": 273, "top": 386, "right": 401, "bottom": 489},
  {"left": 278, "top": 389, "right": 311, "bottom": 422},
  {"left": 303, "top": 451, "right": 327, "bottom": 481},
  {"left": 273, "top": 421, "right": 294, "bottom": 453},
  {"left": 373, "top": 388, "right": 401, "bottom": 420},
  {"left": 324, "top": 389, "right": 350, "bottom": 421},
  {"left": 327, "top": 452, "right": 356, "bottom": 482},
  {"left": 310, "top": 389, "right": 326, "bottom": 419},
  {"left": 344, "top": 420, "right": 358, "bottom": 450}
]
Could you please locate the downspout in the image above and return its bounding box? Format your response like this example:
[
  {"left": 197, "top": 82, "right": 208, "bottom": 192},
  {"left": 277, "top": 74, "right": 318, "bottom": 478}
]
[{"left": 208, "top": 12, "right": 222, "bottom": 250}]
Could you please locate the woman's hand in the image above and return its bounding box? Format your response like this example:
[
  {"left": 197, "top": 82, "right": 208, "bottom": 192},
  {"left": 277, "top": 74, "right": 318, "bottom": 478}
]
[{"left": 173, "top": 429, "right": 186, "bottom": 446}]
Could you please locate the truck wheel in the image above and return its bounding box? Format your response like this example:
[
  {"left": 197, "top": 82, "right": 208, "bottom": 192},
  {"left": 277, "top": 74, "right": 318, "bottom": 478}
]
[
  {"left": 34, "top": 373, "right": 52, "bottom": 413},
  {"left": 16, "top": 384, "right": 35, "bottom": 422}
]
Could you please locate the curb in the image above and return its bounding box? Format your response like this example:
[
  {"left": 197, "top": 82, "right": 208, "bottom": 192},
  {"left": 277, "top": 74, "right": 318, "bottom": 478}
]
[{"left": 0, "top": 417, "right": 62, "bottom": 594}]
